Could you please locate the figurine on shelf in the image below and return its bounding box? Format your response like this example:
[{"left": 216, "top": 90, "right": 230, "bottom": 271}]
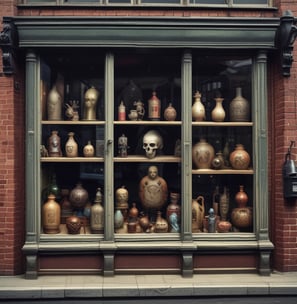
[
  {"left": 139, "top": 165, "right": 168, "bottom": 211},
  {"left": 65, "top": 100, "right": 79, "bottom": 121},
  {"left": 83, "top": 86, "right": 99, "bottom": 120},
  {"left": 118, "top": 134, "right": 128, "bottom": 157},
  {"left": 48, "top": 130, "right": 62, "bottom": 157},
  {"left": 134, "top": 100, "right": 145, "bottom": 120},
  {"left": 208, "top": 208, "right": 216, "bottom": 233}
]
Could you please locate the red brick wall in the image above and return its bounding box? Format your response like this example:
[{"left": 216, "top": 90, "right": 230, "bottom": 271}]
[
  {"left": 1, "top": 1, "right": 297, "bottom": 275},
  {"left": 0, "top": 0, "right": 25, "bottom": 275}
]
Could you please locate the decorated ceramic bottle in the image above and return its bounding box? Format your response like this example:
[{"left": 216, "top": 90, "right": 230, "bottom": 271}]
[
  {"left": 229, "top": 87, "right": 250, "bottom": 122},
  {"left": 192, "top": 91, "right": 205, "bottom": 121},
  {"left": 42, "top": 194, "right": 61, "bottom": 234},
  {"left": 65, "top": 132, "right": 78, "bottom": 157}
]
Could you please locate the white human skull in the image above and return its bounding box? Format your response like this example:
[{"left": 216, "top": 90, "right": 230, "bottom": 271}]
[{"left": 143, "top": 130, "right": 163, "bottom": 159}]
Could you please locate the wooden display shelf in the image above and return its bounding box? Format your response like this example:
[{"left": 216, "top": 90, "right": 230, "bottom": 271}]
[
  {"left": 114, "top": 155, "right": 181, "bottom": 163},
  {"left": 42, "top": 120, "right": 105, "bottom": 125},
  {"left": 192, "top": 168, "right": 254, "bottom": 175},
  {"left": 41, "top": 157, "right": 104, "bottom": 162},
  {"left": 192, "top": 122, "right": 253, "bottom": 127},
  {"left": 114, "top": 121, "right": 182, "bottom": 126}
]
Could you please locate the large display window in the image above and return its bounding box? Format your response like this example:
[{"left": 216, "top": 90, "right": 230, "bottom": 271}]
[{"left": 18, "top": 16, "right": 277, "bottom": 278}]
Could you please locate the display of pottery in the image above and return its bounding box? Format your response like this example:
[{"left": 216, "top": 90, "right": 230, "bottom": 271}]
[
  {"left": 211, "top": 97, "right": 225, "bottom": 122},
  {"left": 83, "top": 141, "right": 95, "bottom": 157},
  {"left": 148, "top": 91, "right": 161, "bottom": 121},
  {"left": 42, "top": 194, "right": 61, "bottom": 234},
  {"left": 41, "top": 75, "right": 254, "bottom": 236},
  {"left": 229, "top": 87, "right": 250, "bottom": 122},
  {"left": 65, "top": 132, "right": 78, "bottom": 157},
  {"left": 192, "top": 91, "right": 205, "bottom": 121},
  {"left": 229, "top": 144, "right": 251, "bottom": 170},
  {"left": 192, "top": 138, "right": 215, "bottom": 169},
  {"left": 47, "top": 85, "right": 62, "bottom": 120},
  {"left": 164, "top": 103, "right": 177, "bottom": 121}
]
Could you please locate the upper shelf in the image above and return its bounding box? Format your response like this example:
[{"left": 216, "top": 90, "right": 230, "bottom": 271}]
[
  {"left": 42, "top": 120, "right": 105, "bottom": 125},
  {"left": 192, "top": 122, "right": 253, "bottom": 127}
]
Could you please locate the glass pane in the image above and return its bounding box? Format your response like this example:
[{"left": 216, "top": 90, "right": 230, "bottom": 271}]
[
  {"left": 191, "top": 54, "right": 254, "bottom": 234},
  {"left": 40, "top": 50, "right": 105, "bottom": 235},
  {"left": 114, "top": 49, "right": 182, "bottom": 234}
]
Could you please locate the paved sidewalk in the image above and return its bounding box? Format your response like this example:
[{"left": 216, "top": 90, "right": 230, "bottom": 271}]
[{"left": 0, "top": 271, "right": 297, "bottom": 300}]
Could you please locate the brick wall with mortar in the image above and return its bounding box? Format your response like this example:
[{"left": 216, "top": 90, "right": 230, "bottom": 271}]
[{"left": 1, "top": 1, "right": 297, "bottom": 275}]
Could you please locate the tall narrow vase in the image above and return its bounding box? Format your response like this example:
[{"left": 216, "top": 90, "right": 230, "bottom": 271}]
[
  {"left": 211, "top": 97, "right": 225, "bottom": 122},
  {"left": 192, "top": 91, "right": 205, "bottom": 121},
  {"left": 229, "top": 87, "right": 250, "bottom": 122}
]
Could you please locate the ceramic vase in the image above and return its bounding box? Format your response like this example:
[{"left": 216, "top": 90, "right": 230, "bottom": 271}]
[
  {"left": 229, "top": 87, "right": 250, "bottom": 122},
  {"left": 83, "top": 141, "right": 95, "bottom": 157},
  {"left": 129, "top": 203, "right": 139, "bottom": 219},
  {"left": 229, "top": 144, "right": 251, "bottom": 170},
  {"left": 114, "top": 209, "right": 124, "bottom": 229},
  {"left": 48, "top": 131, "right": 62, "bottom": 157},
  {"left": 91, "top": 188, "right": 104, "bottom": 234},
  {"left": 69, "top": 183, "right": 89, "bottom": 211},
  {"left": 65, "top": 132, "right": 78, "bottom": 157},
  {"left": 164, "top": 103, "right": 177, "bottom": 121},
  {"left": 219, "top": 187, "right": 229, "bottom": 221},
  {"left": 211, "top": 97, "right": 225, "bottom": 122},
  {"left": 66, "top": 215, "right": 81, "bottom": 234},
  {"left": 192, "top": 138, "right": 215, "bottom": 169},
  {"left": 154, "top": 211, "right": 168, "bottom": 233},
  {"left": 212, "top": 151, "right": 224, "bottom": 169},
  {"left": 118, "top": 101, "right": 126, "bottom": 121},
  {"left": 139, "top": 213, "right": 150, "bottom": 232},
  {"left": 42, "top": 194, "right": 61, "bottom": 234},
  {"left": 192, "top": 196, "right": 205, "bottom": 232},
  {"left": 47, "top": 85, "right": 62, "bottom": 120},
  {"left": 148, "top": 91, "right": 161, "bottom": 121},
  {"left": 192, "top": 91, "right": 205, "bottom": 121},
  {"left": 231, "top": 185, "right": 253, "bottom": 230},
  {"left": 166, "top": 192, "right": 181, "bottom": 222}
]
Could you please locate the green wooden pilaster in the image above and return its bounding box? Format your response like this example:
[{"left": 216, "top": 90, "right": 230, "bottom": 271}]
[
  {"left": 23, "top": 50, "right": 40, "bottom": 279},
  {"left": 253, "top": 50, "right": 274, "bottom": 275},
  {"left": 181, "top": 50, "right": 194, "bottom": 277},
  {"left": 103, "top": 52, "right": 116, "bottom": 276}
]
